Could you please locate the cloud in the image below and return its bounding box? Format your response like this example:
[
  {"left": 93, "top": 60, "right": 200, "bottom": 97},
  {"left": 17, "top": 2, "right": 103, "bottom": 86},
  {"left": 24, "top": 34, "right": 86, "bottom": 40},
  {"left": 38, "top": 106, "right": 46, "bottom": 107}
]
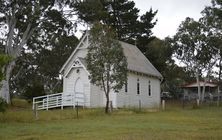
[{"left": 134, "top": 0, "right": 211, "bottom": 39}]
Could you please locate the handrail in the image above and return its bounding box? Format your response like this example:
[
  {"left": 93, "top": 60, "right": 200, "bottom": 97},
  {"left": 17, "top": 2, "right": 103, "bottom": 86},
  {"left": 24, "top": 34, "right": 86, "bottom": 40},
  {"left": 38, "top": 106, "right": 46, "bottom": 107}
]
[
  {"left": 32, "top": 92, "right": 86, "bottom": 110},
  {"left": 33, "top": 92, "right": 62, "bottom": 100},
  {"left": 33, "top": 93, "right": 63, "bottom": 110}
]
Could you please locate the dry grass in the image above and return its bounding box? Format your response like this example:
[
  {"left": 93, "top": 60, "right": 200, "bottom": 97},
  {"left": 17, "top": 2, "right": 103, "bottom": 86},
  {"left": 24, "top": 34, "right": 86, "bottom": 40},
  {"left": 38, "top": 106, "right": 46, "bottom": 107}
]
[{"left": 0, "top": 100, "right": 222, "bottom": 140}]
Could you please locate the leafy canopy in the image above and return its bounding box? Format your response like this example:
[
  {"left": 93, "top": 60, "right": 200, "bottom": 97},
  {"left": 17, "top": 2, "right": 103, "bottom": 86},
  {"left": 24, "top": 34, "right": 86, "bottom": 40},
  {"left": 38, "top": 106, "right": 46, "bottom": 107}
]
[
  {"left": 0, "top": 0, "right": 79, "bottom": 98},
  {"left": 173, "top": 17, "right": 217, "bottom": 73},
  {"left": 73, "top": 0, "right": 157, "bottom": 51},
  {"left": 0, "top": 54, "right": 11, "bottom": 81},
  {"left": 86, "top": 22, "right": 127, "bottom": 93}
]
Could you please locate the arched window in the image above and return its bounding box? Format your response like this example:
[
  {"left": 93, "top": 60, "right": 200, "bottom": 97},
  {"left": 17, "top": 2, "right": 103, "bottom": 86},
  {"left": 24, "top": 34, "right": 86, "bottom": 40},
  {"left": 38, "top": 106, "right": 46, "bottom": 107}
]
[
  {"left": 125, "top": 81, "right": 128, "bottom": 93},
  {"left": 75, "top": 78, "right": 84, "bottom": 93},
  {"left": 137, "top": 78, "right": 140, "bottom": 95},
  {"left": 148, "top": 80, "right": 151, "bottom": 96}
]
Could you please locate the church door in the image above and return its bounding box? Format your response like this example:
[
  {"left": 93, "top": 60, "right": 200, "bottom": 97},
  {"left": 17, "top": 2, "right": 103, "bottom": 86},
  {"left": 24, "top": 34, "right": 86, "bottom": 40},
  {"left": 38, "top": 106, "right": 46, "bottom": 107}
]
[{"left": 75, "top": 78, "right": 85, "bottom": 106}]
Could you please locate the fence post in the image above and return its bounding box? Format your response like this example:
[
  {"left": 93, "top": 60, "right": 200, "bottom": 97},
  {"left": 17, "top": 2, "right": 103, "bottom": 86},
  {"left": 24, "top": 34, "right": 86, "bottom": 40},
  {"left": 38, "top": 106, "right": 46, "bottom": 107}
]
[
  {"left": 196, "top": 99, "right": 200, "bottom": 107},
  {"left": 61, "top": 95, "right": 64, "bottom": 110},
  {"left": 76, "top": 101, "right": 79, "bottom": 119},
  {"left": 32, "top": 98, "right": 35, "bottom": 110},
  {"left": 46, "top": 95, "right": 49, "bottom": 110},
  {"left": 217, "top": 86, "right": 220, "bottom": 107},
  {"left": 56, "top": 96, "right": 58, "bottom": 107},
  {"left": 182, "top": 98, "right": 185, "bottom": 109},
  {"left": 33, "top": 104, "right": 38, "bottom": 120},
  {"left": 162, "top": 100, "right": 165, "bottom": 111},
  {"left": 72, "top": 94, "right": 75, "bottom": 109}
]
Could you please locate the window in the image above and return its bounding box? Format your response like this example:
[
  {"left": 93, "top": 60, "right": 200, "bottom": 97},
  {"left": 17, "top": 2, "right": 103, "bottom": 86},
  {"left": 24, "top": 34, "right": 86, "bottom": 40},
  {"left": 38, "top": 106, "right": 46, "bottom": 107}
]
[
  {"left": 125, "top": 81, "right": 128, "bottom": 93},
  {"left": 148, "top": 80, "right": 151, "bottom": 96},
  {"left": 137, "top": 78, "right": 140, "bottom": 95}
]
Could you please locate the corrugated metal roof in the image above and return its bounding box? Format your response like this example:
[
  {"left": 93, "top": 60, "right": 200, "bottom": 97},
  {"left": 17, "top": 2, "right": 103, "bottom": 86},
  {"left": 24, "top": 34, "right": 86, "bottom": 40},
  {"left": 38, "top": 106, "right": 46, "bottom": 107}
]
[
  {"left": 78, "top": 41, "right": 163, "bottom": 80},
  {"left": 120, "top": 41, "right": 162, "bottom": 79},
  {"left": 60, "top": 33, "right": 163, "bottom": 80},
  {"left": 182, "top": 81, "right": 218, "bottom": 88}
]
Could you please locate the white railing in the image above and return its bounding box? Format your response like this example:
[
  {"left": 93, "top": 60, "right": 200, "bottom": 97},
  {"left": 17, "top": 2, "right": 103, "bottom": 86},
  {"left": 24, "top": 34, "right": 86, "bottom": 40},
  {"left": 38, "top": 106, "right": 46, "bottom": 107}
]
[
  {"left": 33, "top": 93, "right": 64, "bottom": 110},
  {"left": 32, "top": 92, "right": 85, "bottom": 110}
]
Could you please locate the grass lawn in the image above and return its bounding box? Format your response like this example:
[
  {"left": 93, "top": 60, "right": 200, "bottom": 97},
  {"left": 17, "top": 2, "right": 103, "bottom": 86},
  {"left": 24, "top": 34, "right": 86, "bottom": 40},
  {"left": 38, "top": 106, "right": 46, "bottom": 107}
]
[{"left": 0, "top": 99, "right": 222, "bottom": 140}]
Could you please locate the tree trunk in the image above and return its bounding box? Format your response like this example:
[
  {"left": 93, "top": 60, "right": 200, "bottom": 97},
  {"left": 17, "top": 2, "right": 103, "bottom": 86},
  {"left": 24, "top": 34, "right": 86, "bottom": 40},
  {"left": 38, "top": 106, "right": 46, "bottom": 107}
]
[
  {"left": 0, "top": 60, "right": 15, "bottom": 103},
  {"left": 202, "top": 78, "right": 207, "bottom": 103},
  {"left": 196, "top": 71, "right": 201, "bottom": 102},
  {"left": 105, "top": 93, "right": 110, "bottom": 114},
  {"left": 219, "top": 59, "right": 222, "bottom": 82},
  {"left": 1, "top": 13, "right": 33, "bottom": 103}
]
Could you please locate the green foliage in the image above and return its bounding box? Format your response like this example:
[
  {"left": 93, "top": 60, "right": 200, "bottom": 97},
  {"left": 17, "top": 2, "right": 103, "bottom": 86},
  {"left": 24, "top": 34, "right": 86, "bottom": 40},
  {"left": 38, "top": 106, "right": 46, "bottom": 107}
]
[
  {"left": 11, "top": 35, "right": 79, "bottom": 97},
  {"left": 144, "top": 38, "right": 192, "bottom": 98},
  {"left": 0, "top": 97, "right": 7, "bottom": 113},
  {"left": 145, "top": 37, "right": 174, "bottom": 73},
  {"left": 201, "top": 0, "right": 222, "bottom": 81},
  {"left": 3, "top": 0, "right": 79, "bottom": 97},
  {"left": 86, "top": 22, "right": 127, "bottom": 113},
  {"left": 73, "top": 0, "right": 157, "bottom": 51},
  {"left": 22, "top": 82, "right": 45, "bottom": 101},
  {"left": 172, "top": 17, "right": 218, "bottom": 74},
  {"left": 0, "top": 54, "right": 11, "bottom": 81},
  {"left": 73, "top": 0, "right": 107, "bottom": 23},
  {"left": 87, "top": 22, "right": 127, "bottom": 92},
  {"left": 171, "top": 9, "right": 222, "bottom": 100},
  {"left": 162, "top": 64, "right": 195, "bottom": 98},
  {"left": 171, "top": 1, "right": 222, "bottom": 84}
]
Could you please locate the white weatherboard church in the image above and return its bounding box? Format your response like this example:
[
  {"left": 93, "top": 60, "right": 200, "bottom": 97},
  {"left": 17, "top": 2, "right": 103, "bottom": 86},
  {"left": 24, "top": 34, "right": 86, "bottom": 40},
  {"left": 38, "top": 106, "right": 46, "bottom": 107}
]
[
  {"left": 32, "top": 32, "right": 163, "bottom": 110},
  {"left": 59, "top": 32, "right": 163, "bottom": 108}
]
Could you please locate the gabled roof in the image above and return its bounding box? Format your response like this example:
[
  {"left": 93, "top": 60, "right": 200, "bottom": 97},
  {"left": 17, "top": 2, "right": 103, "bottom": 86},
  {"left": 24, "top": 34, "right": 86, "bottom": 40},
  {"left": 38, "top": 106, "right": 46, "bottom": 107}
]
[
  {"left": 60, "top": 33, "right": 163, "bottom": 80},
  {"left": 120, "top": 41, "right": 162, "bottom": 79},
  {"left": 63, "top": 57, "right": 89, "bottom": 77},
  {"left": 182, "top": 81, "right": 218, "bottom": 88},
  {"left": 59, "top": 32, "right": 89, "bottom": 73}
]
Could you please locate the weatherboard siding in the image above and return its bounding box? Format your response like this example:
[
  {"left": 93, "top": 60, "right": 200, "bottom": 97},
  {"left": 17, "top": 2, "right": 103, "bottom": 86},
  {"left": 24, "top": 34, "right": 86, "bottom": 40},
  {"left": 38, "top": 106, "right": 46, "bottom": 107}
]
[
  {"left": 90, "top": 84, "right": 104, "bottom": 107},
  {"left": 90, "top": 85, "right": 118, "bottom": 108},
  {"left": 63, "top": 47, "right": 88, "bottom": 76},
  {"left": 116, "top": 72, "right": 161, "bottom": 108},
  {"left": 63, "top": 67, "right": 90, "bottom": 107},
  {"left": 61, "top": 33, "right": 162, "bottom": 109}
]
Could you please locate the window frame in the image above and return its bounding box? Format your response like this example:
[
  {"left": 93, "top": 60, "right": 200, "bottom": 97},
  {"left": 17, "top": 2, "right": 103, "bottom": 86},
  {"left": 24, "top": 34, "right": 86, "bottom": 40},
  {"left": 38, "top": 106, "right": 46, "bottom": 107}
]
[
  {"left": 125, "top": 80, "right": 128, "bottom": 93},
  {"left": 148, "top": 80, "right": 151, "bottom": 96},
  {"left": 137, "top": 78, "right": 140, "bottom": 95}
]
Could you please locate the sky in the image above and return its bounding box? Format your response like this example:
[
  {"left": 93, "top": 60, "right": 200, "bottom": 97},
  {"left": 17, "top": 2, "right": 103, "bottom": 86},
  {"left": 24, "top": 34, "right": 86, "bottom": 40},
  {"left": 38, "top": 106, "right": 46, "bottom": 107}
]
[{"left": 134, "top": 0, "right": 212, "bottom": 39}]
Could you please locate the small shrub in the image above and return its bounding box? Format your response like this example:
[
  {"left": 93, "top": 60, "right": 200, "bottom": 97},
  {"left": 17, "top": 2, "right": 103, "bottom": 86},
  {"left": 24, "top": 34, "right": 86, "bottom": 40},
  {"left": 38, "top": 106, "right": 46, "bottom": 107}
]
[
  {"left": 22, "top": 83, "right": 45, "bottom": 101},
  {"left": 0, "top": 97, "right": 7, "bottom": 113}
]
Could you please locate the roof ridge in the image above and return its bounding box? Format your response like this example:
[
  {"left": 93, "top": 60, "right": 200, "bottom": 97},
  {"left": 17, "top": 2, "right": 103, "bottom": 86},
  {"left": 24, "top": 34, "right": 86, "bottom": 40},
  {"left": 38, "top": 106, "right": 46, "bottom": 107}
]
[{"left": 119, "top": 41, "right": 162, "bottom": 79}]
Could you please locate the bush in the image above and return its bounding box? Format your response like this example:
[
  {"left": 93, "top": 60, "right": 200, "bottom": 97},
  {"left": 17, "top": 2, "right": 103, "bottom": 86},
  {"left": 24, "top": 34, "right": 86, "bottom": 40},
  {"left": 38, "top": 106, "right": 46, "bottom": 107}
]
[
  {"left": 0, "top": 97, "right": 7, "bottom": 113},
  {"left": 22, "top": 83, "right": 45, "bottom": 102}
]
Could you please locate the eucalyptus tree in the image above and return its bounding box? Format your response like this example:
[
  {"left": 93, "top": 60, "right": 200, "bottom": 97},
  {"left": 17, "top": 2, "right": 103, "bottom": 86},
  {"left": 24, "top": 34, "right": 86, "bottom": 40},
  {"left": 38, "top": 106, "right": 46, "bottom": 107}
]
[
  {"left": 0, "top": 54, "right": 11, "bottom": 81},
  {"left": 0, "top": 53, "right": 11, "bottom": 112},
  {"left": 172, "top": 17, "right": 218, "bottom": 102},
  {"left": 201, "top": 0, "right": 222, "bottom": 81},
  {"left": 86, "top": 22, "right": 127, "bottom": 113},
  {"left": 0, "top": 0, "right": 76, "bottom": 103}
]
